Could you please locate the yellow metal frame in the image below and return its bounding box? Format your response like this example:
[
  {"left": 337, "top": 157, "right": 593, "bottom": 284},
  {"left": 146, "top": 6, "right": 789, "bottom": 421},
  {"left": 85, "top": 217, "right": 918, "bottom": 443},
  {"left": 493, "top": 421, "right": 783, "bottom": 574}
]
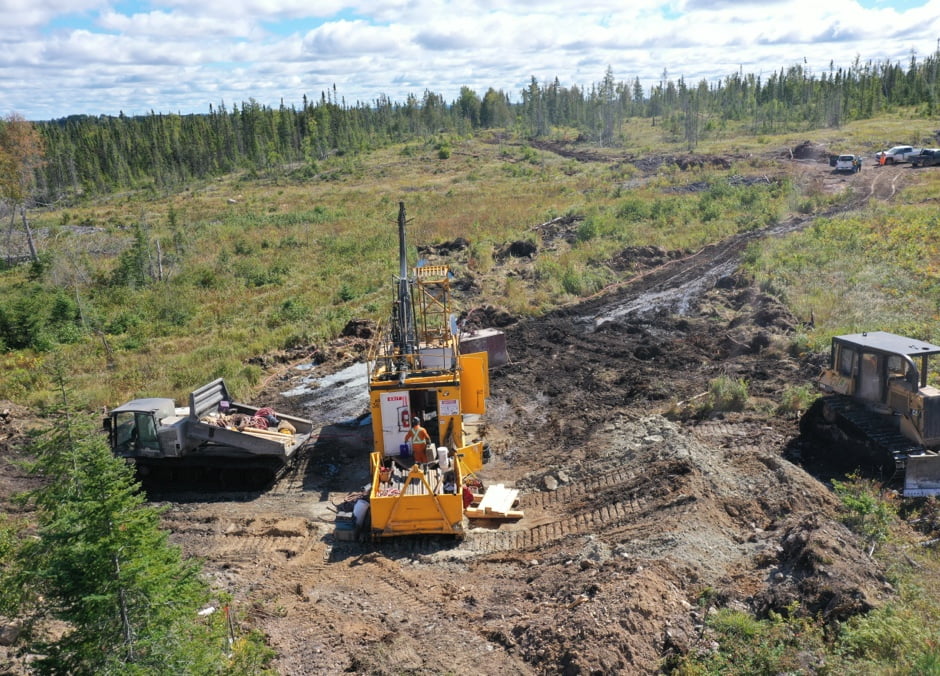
[
  {"left": 362, "top": 246, "right": 493, "bottom": 537},
  {"left": 367, "top": 439, "right": 486, "bottom": 538},
  {"left": 368, "top": 451, "right": 463, "bottom": 537}
]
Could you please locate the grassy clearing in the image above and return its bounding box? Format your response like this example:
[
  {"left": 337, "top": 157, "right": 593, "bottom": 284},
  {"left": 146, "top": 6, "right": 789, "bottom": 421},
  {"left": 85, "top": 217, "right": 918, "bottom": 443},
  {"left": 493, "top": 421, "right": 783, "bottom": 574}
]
[
  {"left": 741, "top": 181, "right": 940, "bottom": 349},
  {"left": 4, "top": 125, "right": 825, "bottom": 408},
  {"left": 3, "top": 113, "right": 939, "bottom": 409}
]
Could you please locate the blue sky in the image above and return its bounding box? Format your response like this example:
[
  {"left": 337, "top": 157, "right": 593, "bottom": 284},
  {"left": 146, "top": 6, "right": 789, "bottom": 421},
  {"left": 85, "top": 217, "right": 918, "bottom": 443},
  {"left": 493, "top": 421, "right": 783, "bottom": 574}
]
[{"left": 2, "top": 0, "right": 939, "bottom": 121}]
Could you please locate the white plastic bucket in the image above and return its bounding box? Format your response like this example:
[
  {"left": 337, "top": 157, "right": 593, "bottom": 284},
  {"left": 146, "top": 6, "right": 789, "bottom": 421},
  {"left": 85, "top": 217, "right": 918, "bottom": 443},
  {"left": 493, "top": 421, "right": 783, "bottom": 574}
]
[
  {"left": 353, "top": 499, "right": 370, "bottom": 527},
  {"left": 437, "top": 446, "right": 449, "bottom": 470}
]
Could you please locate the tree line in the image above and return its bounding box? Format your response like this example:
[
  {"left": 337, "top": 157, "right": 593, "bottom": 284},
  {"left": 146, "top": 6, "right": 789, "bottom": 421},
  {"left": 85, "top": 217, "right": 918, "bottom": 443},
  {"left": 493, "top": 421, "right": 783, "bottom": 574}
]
[{"left": 22, "top": 52, "right": 940, "bottom": 203}]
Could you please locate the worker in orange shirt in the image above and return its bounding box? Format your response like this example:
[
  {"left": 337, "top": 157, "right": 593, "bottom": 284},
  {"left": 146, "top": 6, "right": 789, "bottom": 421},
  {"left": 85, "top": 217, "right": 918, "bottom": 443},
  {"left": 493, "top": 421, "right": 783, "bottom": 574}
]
[{"left": 405, "top": 416, "right": 431, "bottom": 463}]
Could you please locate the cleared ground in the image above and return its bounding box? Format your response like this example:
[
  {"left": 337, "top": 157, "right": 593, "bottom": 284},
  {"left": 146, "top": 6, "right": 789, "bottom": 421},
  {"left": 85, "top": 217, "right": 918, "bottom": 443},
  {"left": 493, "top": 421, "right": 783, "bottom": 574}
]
[{"left": 0, "top": 150, "right": 920, "bottom": 673}]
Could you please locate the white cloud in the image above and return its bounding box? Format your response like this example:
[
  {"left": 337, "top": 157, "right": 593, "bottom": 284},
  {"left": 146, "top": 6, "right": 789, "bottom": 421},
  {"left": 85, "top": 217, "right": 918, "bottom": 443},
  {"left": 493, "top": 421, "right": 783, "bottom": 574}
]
[
  {"left": 302, "top": 20, "right": 406, "bottom": 56},
  {"left": 0, "top": 0, "right": 104, "bottom": 29},
  {"left": 3, "top": 0, "right": 940, "bottom": 120},
  {"left": 97, "top": 10, "right": 260, "bottom": 40}
]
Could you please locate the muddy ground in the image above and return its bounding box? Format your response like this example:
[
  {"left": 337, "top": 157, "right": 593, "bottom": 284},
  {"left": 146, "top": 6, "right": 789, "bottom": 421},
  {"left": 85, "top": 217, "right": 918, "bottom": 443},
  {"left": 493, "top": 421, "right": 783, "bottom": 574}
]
[{"left": 0, "top": 149, "right": 922, "bottom": 674}]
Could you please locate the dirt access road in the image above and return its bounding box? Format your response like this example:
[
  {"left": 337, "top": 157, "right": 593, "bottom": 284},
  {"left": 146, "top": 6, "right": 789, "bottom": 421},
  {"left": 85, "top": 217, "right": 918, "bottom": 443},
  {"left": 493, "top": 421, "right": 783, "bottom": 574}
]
[{"left": 0, "top": 149, "right": 917, "bottom": 673}]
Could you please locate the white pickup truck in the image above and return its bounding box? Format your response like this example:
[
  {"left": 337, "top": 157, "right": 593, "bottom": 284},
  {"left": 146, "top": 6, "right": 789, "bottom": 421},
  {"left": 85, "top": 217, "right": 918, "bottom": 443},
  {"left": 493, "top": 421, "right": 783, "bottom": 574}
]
[
  {"left": 834, "top": 154, "right": 861, "bottom": 172},
  {"left": 878, "top": 145, "right": 922, "bottom": 165}
]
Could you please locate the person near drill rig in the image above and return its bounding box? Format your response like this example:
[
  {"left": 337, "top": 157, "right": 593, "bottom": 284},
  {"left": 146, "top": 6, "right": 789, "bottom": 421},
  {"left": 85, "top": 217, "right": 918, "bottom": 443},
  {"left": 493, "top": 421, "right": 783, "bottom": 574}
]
[{"left": 405, "top": 416, "right": 431, "bottom": 463}]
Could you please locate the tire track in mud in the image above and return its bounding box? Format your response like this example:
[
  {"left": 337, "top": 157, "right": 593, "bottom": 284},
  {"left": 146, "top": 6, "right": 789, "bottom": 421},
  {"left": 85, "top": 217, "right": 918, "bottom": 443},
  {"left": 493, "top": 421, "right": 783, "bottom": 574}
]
[
  {"left": 583, "top": 213, "right": 816, "bottom": 327},
  {"left": 866, "top": 165, "right": 905, "bottom": 200},
  {"left": 166, "top": 511, "right": 322, "bottom": 563},
  {"left": 581, "top": 159, "right": 916, "bottom": 329}
]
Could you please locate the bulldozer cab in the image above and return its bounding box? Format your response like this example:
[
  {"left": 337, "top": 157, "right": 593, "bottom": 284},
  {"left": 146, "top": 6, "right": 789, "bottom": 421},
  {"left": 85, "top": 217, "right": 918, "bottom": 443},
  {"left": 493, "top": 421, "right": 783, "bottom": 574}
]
[
  {"left": 806, "top": 331, "right": 940, "bottom": 496},
  {"left": 821, "top": 331, "right": 940, "bottom": 408}
]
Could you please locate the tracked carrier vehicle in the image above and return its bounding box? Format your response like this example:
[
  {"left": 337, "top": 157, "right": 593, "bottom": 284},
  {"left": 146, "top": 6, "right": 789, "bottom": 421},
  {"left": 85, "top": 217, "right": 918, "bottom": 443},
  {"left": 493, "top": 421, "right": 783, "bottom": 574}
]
[
  {"left": 801, "top": 331, "right": 940, "bottom": 496},
  {"left": 105, "top": 378, "right": 314, "bottom": 487}
]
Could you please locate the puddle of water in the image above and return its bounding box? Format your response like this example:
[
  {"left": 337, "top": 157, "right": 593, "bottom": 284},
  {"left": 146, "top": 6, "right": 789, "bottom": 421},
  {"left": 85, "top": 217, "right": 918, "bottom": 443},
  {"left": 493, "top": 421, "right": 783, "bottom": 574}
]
[
  {"left": 281, "top": 377, "right": 317, "bottom": 398},
  {"left": 281, "top": 362, "right": 371, "bottom": 425}
]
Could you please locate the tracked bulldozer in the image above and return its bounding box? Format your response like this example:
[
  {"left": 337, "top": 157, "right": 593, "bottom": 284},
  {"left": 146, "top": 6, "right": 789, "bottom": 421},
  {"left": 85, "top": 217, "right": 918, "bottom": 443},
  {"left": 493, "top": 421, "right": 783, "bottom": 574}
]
[{"left": 801, "top": 331, "right": 940, "bottom": 496}]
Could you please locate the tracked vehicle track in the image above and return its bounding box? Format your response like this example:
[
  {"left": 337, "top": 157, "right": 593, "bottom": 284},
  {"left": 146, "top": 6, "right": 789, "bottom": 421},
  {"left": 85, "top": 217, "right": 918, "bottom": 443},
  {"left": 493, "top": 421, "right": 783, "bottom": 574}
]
[
  {"left": 801, "top": 395, "right": 923, "bottom": 479},
  {"left": 324, "top": 462, "right": 702, "bottom": 559}
]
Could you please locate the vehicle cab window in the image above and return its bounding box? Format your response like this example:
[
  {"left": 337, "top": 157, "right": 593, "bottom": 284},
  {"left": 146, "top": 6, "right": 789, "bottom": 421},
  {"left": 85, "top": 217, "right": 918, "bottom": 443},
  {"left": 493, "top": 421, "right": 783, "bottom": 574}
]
[
  {"left": 136, "top": 413, "right": 160, "bottom": 450},
  {"left": 113, "top": 411, "right": 160, "bottom": 452},
  {"left": 837, "top": 346, "right": 857, "bottom": 376},
  {"left": 887, "top": 354, "right": 907, "bottom": 378},
  {"left": 113, "top": 411, "right": 137, "bottom": 453}
]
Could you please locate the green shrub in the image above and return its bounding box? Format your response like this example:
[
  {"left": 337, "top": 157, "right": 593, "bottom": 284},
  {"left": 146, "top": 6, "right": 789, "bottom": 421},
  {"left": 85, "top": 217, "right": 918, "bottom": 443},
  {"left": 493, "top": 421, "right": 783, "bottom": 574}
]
[
  {"left": 776, "top": 384, "right": 817, "bottom": 415},
  {"left": 835, "top": 589, "right": 940, "bottom": 670},
  {"left": 337, "top": 283, "right": 356, "bottom": 302},
  {"left": 557, "top": 263, "right": 608, "bottom": 297},
  {"left": 576, "top": 218, "right": 599, "bottom": 242},
  {"left": 699, "top": 376, "right": 749, "bottom": 415},
  {"left": 669, "top": 606, "right": 827, "bottom": 675},
  {"left": 233, "top": 240, "right": 253, "bottom": 256},
  {"left": 832, "top": 474, "right": 895, "bottom": 554},
  {"left": 468, "top": 240, "right": 495, "bottom": 273},
  {"left": 106, "top": 310, "right": 142, "bottom": 334},
  {"left": 277, "top": 298, "right": 311, "bottom": 322},
  {"left": 0, "top": 287, "right": 82, "bottom": 351}
]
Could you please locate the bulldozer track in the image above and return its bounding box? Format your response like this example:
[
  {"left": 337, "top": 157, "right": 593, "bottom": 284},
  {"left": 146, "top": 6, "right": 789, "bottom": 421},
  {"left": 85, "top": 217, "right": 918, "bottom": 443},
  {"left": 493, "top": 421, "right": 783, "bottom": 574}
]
[
  {"left": 518, "top": 466, "right": 641, "bottom": 508},
  {"left": 176, "top": 530, "right": 315, "bottom": 562},
  {"left": 268, "top": 445, "right": 315, "bottom": 494},
  {"left": 460, "top": 491, "right": 696, "bottom": 555},
  {"left": 689, "top": 420, "right": 781, "bottom": 454},
  {"left": 805, "top": 395, "right": 922, "bottom": 480},
  {"left": 321, "top": 453, "right": 711, "bottom": 559}
]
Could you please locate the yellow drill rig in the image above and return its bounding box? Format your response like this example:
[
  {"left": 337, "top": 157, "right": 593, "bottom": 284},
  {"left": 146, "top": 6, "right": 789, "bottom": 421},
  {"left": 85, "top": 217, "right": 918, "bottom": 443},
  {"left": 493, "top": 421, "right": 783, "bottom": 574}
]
[{"left": 363, "top": 202, "right": 497, "bottom": 538}]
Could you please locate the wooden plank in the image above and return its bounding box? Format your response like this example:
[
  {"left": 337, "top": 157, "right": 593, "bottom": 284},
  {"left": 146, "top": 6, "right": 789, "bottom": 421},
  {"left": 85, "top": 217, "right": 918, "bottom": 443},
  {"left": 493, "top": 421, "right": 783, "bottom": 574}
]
[
  {"left": 465, "top": 507, "right": 524, "bottom": 520},
  {"left": 465, "top": 484, "right": 522, "bottom": 520},
  {"left": 239, "top": 428, "right": 293, "bottom": 440},
  {"left": 477, "top": 484, "right": 518, "bottom": 514}
]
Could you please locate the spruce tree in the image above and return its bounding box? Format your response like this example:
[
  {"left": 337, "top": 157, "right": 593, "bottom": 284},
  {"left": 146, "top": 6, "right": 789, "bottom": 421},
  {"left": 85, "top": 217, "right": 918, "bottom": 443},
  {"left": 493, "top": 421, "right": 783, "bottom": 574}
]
[{"left": 7, "top": 366, "right": 272, "bottom": 675}]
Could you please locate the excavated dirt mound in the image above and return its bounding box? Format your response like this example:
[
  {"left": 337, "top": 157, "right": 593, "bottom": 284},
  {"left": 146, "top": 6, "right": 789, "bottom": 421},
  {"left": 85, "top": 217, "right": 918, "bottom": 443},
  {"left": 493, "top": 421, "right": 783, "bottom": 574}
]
[{"left": 790, "top": 140, "right": 830, "bottom": 161}]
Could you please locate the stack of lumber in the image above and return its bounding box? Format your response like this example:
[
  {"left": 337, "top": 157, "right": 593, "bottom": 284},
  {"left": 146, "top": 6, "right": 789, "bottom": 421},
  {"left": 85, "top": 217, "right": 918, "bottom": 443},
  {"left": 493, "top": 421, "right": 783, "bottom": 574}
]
[
  {"left": 465, "top": 484, "right": 523, "bottom": 520},
  {"left": 239, "top": 427, "right": 294, "bottom": 448}
]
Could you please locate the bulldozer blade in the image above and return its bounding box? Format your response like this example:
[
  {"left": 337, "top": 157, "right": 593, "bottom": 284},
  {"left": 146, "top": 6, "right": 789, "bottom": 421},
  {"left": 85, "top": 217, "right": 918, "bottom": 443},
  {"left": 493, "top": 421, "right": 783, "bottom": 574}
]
[{"left": 903, "top": 453, "right": 940, "bottom": 496}]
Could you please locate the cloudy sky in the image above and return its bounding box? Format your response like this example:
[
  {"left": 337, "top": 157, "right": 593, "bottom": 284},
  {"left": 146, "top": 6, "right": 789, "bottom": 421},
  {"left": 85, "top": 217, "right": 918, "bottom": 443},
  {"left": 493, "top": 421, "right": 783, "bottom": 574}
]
[{"left": 3, "top": 0, "right": 939, "bottom": 121}]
